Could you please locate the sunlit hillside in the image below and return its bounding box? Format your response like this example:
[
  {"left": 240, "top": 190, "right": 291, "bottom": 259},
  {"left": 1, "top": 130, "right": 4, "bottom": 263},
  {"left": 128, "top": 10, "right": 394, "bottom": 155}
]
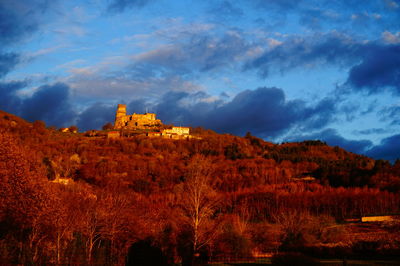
[{"left": 1, "top": 110, "right": 400, "bottom": 265}]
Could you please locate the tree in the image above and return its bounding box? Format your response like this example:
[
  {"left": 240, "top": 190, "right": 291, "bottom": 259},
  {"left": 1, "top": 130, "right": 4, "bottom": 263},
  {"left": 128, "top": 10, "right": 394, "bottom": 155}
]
[
  {"left": 0, "top": 131, "right": 51, "bottom": 264},
  {"left": 178, "top": 155, "right": 220, "bottom": 265},
  {"left": 102, "top": 123, "right": 114, "bottom": 131},
  {"left": 68, "top": 125, "right": 78, "bottom": 133}
]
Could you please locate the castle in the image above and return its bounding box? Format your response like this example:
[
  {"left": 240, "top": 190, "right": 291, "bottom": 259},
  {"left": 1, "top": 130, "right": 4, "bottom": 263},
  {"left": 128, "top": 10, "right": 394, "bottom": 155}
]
[
  {"left": 114, "top": 104, "right": 162, "bottom": 130},
  {"left": 112, "top": 104, "right": 192, "bottom": 139}
]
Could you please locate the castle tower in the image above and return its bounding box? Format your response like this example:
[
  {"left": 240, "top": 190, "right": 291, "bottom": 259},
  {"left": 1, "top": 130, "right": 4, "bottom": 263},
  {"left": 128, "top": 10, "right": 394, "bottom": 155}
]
[{"left": 114, "top": 104, "right": 127, "bottom": 128}]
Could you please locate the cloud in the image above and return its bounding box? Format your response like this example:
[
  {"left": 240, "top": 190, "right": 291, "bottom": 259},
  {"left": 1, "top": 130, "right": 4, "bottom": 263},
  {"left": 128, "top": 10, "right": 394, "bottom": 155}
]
[
  {"left": 0, "top": 1, "right": 38, "bottom": 45},
  {"left": 76, "top": 98, "right": 162, "bottom": 132},
  {"left": 132, "top": 30, "right": 254, "bottom": 75},
  {"left": 67, "top": 30, "right": 253, "bottom": 99},
  {"left": 244, "top": 32, "right": 359, "bottom": 78},
  {"left": 147, "top": 87, "right": 336, "bottom": 138},
  {"left": 0, "top": 0, "right": 56, "bottom": 81},
  {"left": 379, "top": 105, "right": 400, "bottom": 125},
  {"left": 69, "top": 69, "right": 203, "bottom": 100},
  {"left": 366, "top": 134, "right": 400, "bottom": 162},
  {"left": 353, "top": 128, "right": 388, "bottom": 135},
  {"left": 0, "top": 81, "right": 76, "bottom": 127},
  {"left": 20, "top": 83, "right": 76, "bottom": 126},
  {"left": 0, "top": 1, "right": 53, "bottom": 79},
  {"left": 126, "top": 99, "right": 148, "bottom": 114},
  {"left": 347, "top": 44, "right": 400, "bottom": 93},
  {"left": 76, "top": 103, "right": 115, "bottom": 131},
  {"left": 252, "top": 0, "right": 399, "bottom": 31},
  {"left": 0, "top": 0, "right": 56, "bottom": 47},
  {"left": 107, "top": 0, "right": 153, "bottom": 13},
  {"left": 208, "top": 88, "right": 335, "bottom": 137},
  {"left": 245, "top": 32, "right": 400, "bottom": 94},
  {"left": 382, "top": 31, "right": 400, "bottom": 44},
  {"left": 0, "top": 80, "right": 26, "bottom": 113},
  {"left": 0, "top": 53, "right": 20, "bottom": 78}
]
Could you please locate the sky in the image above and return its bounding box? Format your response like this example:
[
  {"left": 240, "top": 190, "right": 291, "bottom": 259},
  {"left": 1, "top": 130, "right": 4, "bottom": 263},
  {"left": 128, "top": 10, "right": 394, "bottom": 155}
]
[{"left": 1, "top": 0, "right": 400, "bottom": 161}]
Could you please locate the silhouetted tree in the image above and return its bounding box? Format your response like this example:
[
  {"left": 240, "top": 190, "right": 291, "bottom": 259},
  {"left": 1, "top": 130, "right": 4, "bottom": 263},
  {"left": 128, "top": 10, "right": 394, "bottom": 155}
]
[{"left": 102, "top": 123, "right": 114, "bottom": 131}]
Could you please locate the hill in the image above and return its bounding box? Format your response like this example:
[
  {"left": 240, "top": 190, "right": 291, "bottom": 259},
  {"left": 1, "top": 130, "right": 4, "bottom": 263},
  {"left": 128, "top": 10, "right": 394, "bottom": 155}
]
[
  {"left": 1, "top": 110, "right": 400, "bottom": 264},
  {"left": 1, "top": 110, "right": 399, "bottom": 191}
]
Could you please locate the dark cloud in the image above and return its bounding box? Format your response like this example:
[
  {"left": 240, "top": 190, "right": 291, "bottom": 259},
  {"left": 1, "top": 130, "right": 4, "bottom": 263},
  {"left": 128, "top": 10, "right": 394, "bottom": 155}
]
[
  {"left": 0, "top": 0, "right": 52, "bottom": 46},
  {"left": 76, "top": 103, "right": 115, "bottom": 131},
  {"left": 209, "top": 88, "right": 300, "bottom": 136},
  {"left": 154, "top": 91, "right": 218, "bottom": 127},
  {"left": 0, "top": 1, "right": 37, "bottom": 45},
  {"left": 107, "top": 0, "right": 152, "bottom": 13},
  {"left": 286, "top": 128, "right": 373, "bottom": 155},
  {"left": 0, "top": 80, "right": 26, "bottom": 113},
  {"left": 0, "top": 0, "right": 32, "bottom": 79},
  {"left": 347, "top": 44, "right": 400, "bottom": 93},
  {"left": 0, "top": 80, "right": 75, "bottom": 127},
  {"left": 127, "top": 99, "right": 152, "bottom": 114},
  {"left": 301, "top": 97, "right": 337, "bottom": 129},
  {"left": 0, "top": 0, "right": 57, "bottom": 77},
  {"left": 20, "top": 83, "right": 75, "bottom": 127},
  {"left": 366, "top": 134, "right": 400, "bottom": 162},
  {"left": 245, "top": 32, "right": 400, "bottom": 94},
  {"left": 0, "top": 53, "right": 20, "bottom": 78},
  {"left": 244, "top": 32, "right": 360, "bottom": 78},
  {"left": 206, "top": 88, "right": 335, "bottom": 137},
  {"left": 150, "top": 87, "right": 336, "bottom": 138}
]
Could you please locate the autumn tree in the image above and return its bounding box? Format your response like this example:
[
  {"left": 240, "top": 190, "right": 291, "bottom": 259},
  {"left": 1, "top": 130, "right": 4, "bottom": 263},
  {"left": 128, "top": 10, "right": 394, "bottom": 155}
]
[{"left": 0, "top": 131, "right": 51, "bottom": 264}]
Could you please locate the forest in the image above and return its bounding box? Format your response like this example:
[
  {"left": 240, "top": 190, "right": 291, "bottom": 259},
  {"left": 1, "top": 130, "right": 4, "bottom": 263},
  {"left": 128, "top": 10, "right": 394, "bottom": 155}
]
[{"left": 1, "top": 110, "right": 400, "bottom": 265}]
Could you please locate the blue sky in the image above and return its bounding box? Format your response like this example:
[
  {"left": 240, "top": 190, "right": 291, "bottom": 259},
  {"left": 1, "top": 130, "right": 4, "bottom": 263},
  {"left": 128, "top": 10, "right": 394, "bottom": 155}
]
[{"left": 1, "top": 0, "right": 400, "bottom": 161}]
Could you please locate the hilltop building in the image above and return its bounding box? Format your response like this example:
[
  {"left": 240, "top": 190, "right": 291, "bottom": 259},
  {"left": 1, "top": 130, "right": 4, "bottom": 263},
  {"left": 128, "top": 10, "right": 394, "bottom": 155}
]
[
  {"left": 114, "top": 104, "right": 162, "bottom": 130},
  {"left": 161, "top": 126, "right": 190, "bottom": 139},
  {"left": 162, "top": 126, "right": 190, "bottom": 136},
  {"left": 113, "top": 104, "right": 194, "bottom": 139}
]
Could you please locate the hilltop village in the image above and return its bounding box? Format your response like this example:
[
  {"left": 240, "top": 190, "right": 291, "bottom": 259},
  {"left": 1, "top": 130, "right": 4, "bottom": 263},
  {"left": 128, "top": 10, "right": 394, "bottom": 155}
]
[{"left": 108, "top": 104, "right": 194, "bottom": 139}]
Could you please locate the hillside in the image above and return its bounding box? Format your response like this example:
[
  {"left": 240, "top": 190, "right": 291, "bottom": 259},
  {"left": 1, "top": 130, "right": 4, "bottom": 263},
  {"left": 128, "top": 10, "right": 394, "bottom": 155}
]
[
  {"left": 1, "top": 110, "right": 399, "bottom": 192},
  {"left": 1, "top": 110, "right": 400, "bottom": 265}
]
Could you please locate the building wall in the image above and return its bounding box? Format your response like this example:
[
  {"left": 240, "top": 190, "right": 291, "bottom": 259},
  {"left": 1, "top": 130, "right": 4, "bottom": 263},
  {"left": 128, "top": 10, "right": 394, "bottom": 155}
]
[
  {"left": 162, "top": 127, "right": 190, "bottom": 135},
  {"left": 361, "top": 216, "right": 394, "bottom": 222},
  {"left": 107, "top": 131, "right": 121, "bottom": 138}
]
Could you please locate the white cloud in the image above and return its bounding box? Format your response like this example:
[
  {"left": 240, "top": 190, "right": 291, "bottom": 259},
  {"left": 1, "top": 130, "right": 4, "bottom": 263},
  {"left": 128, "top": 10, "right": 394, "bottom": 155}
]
[
  {"left": 28, "top": 44, "right": 67, "bottom": 57},
  {"left": 382, "top": 31, "right": 400, "bottom": 44},
  {"left": 56, "top": 59, "right": 87, "bottom": 70}
]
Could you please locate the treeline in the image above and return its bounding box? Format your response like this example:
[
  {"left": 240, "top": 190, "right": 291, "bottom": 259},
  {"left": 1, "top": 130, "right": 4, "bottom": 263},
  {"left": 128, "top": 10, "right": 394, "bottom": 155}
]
[
  {"left": 226, "top": 184, "right": 400, "bottom": 221},
  {"left": 1, "top": 111, "right": 400, "bottom": 264}
]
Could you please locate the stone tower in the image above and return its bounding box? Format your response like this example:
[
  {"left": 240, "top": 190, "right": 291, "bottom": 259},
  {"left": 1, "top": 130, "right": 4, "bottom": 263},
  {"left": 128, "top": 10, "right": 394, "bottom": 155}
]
[{"left": 114, "top": 104, "right": 127, "bottom": 128}]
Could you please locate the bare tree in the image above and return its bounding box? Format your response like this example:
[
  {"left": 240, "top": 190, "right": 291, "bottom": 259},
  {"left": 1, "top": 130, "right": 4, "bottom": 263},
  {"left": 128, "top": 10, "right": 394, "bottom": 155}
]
[{"left": 179, "top": 155, "right": 220, "bottom": 263}]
